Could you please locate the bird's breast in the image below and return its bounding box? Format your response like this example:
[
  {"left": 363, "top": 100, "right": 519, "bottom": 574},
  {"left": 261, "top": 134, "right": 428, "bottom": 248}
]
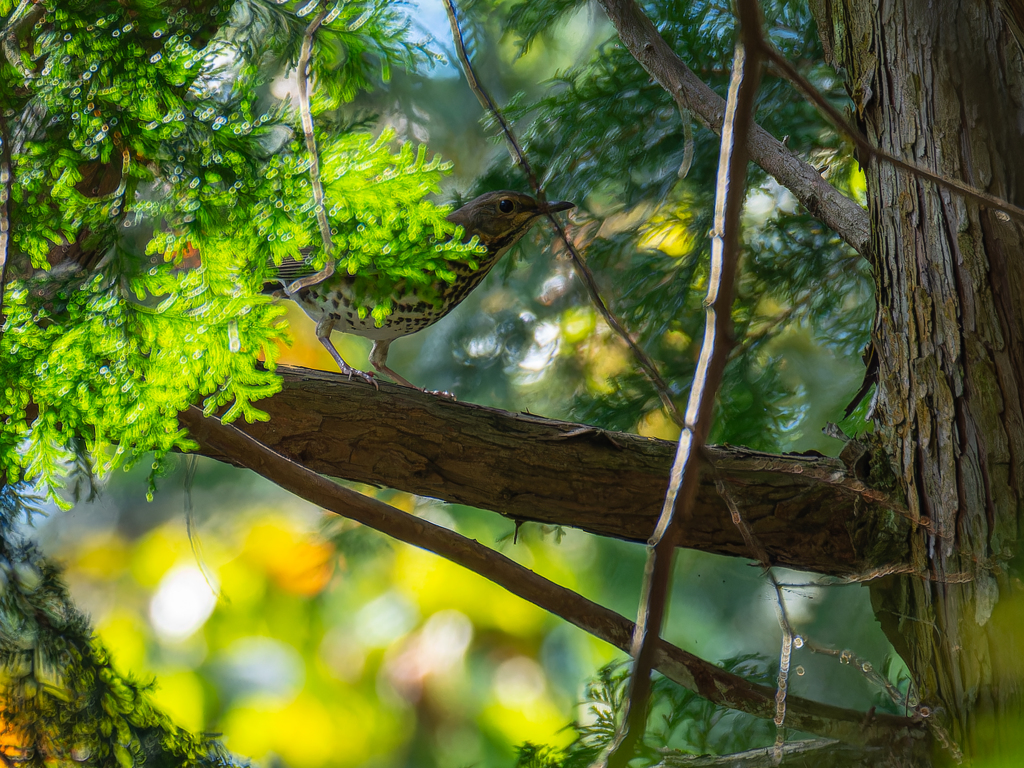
[{"left": 293, "top": 257, "right": 500, "bottom": 340}]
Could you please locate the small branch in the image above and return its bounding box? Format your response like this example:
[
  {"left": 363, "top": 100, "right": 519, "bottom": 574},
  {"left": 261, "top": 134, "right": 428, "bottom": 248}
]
[
  {"left": 288, "top": 3, "right": 335, "bottom": 293},
  {"left": 604, "top": 5, "right": 763, "bottom": 765},
  {"left": 717, "top": 478, "right": 795, "bottom": 764},
  {"left": 178, "top": 406, "right": 918, "bottom": 746},
  {"left": 758, "top": 45, "right": 1024, "bottom": 224},
  {"left": 1, "top": 0, "right": 33, "bottom": 80},
  {"left": 804, "top": 640, "right": 908, "bottom": 711},
  {"left": 442, "top": 0, "right": 684, "bottom": 428},
  {"left": 0, "top": 114, "right": 12, "bottom": 339},
  {"left": 598, "top": 0, "right": 871, "bottom": 258}
]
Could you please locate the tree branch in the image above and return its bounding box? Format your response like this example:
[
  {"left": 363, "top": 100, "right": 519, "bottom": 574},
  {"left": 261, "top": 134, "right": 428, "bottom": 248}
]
[
  {"left": 597, "top": 0, "right": 872, "bottom": 258},
  {"left": 0, "top": 114, "right": 11, "bottom": 338},
  {"left": 606, "top": 10, "right": 762, "bottom": 762},
  {"left": 178, "top": 406, "right": 920, "bottom": 747},
  {"left": 187, "top": 366, "right": 911, "bottom": 577}
]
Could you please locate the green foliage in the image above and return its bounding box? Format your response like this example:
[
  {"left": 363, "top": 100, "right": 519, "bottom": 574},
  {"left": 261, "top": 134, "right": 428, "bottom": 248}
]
[
  {"left": 515, "top": 659, "right": 777, "bottom": 767},
  {"left": 468, "top": 0, "right": 872, "bottom": 449},
  {"left": 0, "top": 0, "right": 473, "bottom": 496},
  {"left": 0, "top": 486, "right": 237, "bottom": 767}
]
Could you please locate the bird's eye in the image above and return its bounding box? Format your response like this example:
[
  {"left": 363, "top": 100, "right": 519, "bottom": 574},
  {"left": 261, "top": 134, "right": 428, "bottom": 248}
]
[{"left": 498, "top": 198, "right": 515, "bottom": 214}]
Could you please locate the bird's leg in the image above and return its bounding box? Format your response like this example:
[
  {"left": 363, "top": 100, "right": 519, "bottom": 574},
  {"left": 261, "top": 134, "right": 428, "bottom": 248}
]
[
  {"left": 369, "top": 340, "right": 456, "bottom": 399},
  {"left": 316, "top": 316, "right": 378, "bottom": 389},
  {"left": 368, "top": 339, "right": 419, "bottom": 389}
]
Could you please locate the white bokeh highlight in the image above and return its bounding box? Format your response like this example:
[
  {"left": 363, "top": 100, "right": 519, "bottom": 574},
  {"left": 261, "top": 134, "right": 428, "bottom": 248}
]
[{"left": 149, "top": 565, "right": 218, "bottom": 641}]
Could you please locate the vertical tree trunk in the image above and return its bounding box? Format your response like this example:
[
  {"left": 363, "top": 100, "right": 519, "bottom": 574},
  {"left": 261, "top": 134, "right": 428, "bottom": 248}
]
[{"left": 811, "top": 0, "right": 1024, "bottom": 761}]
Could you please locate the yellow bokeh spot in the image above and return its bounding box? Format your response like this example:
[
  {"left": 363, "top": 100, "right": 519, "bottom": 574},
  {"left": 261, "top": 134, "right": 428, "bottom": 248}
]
[
  {"left": 637, "top": 408, "right": 682, "bottom": 441},
  {"left": 848, "top": 165, "right": 867, "bottom": 203},
  {"left": 217, "top": 557, "right": 266, "bottom": 609},
  {"left": 580, "top": 333, "right": 630, "bottom": 394},
  {"left": 481, "top": 699, "right": 572, "bottom": 749},
  {"left": 131, "top": 527, "right": 189, "bottom": 588},
  {"left": 74, "top": 533, "right": 130, "bottom": 578},
  {"left": 244, "top": 520, "right": 336, "bottom": 596},
  {"left": 562, "top": 307, "right": 596, "bottom": 343},
  {"left": 393, "top": 546, "right": 546, "bottom": 636},
  {"left": 222, "top": 692, "right": 384, "bottom": 768},
  {"left": 638, "top": 219, "right": 694, "bottom": 258},
  {"left": 96, "top": 610, "right": 149, "bottom": 672},
  {"left": 150, "top": 670, "right": 205, "bottom": 732}
]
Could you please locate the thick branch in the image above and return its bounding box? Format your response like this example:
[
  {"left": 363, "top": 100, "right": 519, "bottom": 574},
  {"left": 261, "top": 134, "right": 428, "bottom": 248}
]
[
  {"left": 189, "top": 366, "right": 910, "bottom": 576},
  {"left": 179, "top": 406, "right": 920, "bottom": 746},
  {"left": 597, "top": 0, "right": 872, "bottom": 258}
]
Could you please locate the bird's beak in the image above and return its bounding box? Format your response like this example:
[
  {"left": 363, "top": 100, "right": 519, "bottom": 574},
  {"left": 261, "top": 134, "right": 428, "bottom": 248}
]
[{"left": 541, "top": 200, "right": 575, "bottom": 214}]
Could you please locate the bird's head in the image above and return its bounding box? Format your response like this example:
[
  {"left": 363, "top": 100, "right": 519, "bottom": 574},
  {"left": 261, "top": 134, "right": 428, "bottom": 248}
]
[{"left": 447, "top": 191, "right": 574, "bottom": 255}]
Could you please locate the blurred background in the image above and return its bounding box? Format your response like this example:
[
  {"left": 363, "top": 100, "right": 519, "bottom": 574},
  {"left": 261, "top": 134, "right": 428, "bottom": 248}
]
[{"left": 24, "top": 0, "right": 903, "bottom": 765}]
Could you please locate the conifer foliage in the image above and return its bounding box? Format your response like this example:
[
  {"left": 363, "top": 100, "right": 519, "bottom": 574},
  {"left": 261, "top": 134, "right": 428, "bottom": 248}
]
[{"left": 0, "top": 0, "right": 471, "bottom": 499}]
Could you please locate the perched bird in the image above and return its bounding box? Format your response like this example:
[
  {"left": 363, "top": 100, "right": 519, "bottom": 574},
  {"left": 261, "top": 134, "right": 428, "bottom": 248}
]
[{"left": 266, "top": 190, "right": 574, "bottom": 390}]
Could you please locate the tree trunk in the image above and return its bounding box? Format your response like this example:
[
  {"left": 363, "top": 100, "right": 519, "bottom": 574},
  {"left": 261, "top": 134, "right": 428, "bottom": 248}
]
[{"left": 812, "top": 0, "right": 1024, "bottom": 761}]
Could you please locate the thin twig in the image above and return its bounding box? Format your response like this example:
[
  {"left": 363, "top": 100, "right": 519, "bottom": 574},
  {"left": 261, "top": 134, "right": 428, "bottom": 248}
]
[
  {"left": 0, "top": 114, "right": 12, "bottom": 339},
  {"left": 776, "top": 563, "right": 976, "bottom": 588},
  {"left": 601, "top": 5, "right": 764, "bottom": 766},
  {"left": 597, "top": 0, "right": 871, "bottom": 257},
  {"left": 757, "top": 44, "right": 1024, "bottom": 224},
  {"left": 1, "top": 0, "right": 33, "bottom": 80},
  {"left": 286, "top": 3, "right": 335, "bottom": 294},
  {"left": 442, "top": 0, "right": 684, "bottom": 428},
  {"left": 179, "top": 405, "right": 918, "bottom": 745},
  {"left": 804, "top": 640, "right": 907, "bottom": 710},
  {"left": 716, "top": 478, "right": 794, "bottom": 764}
]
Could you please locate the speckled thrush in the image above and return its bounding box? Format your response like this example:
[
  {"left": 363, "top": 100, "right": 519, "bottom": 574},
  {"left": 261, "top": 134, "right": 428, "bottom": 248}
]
[{"left": 266, "top": 190, "right": 574, "bottom": 390}]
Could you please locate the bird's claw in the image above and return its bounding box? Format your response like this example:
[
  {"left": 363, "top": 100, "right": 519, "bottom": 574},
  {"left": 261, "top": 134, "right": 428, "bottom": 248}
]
[{"left": 343, "top": 366, "right": 379, "bottom": 390}]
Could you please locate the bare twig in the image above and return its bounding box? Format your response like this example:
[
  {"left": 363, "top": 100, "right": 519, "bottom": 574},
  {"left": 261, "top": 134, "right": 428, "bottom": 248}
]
[
  {"left": 776, "top": 563, "right": 976, "bottom": 589},
  {"left": 598, "top": 0, "right": 871, "bottom": 258},
  {"left": 286, "top": 3, "right": 335, "bottom": 294},
  {"left": 805, "top": 640, "right": 907, "bottom": 710},
  {"left": 179, "top": 405, "right": 918, "bottom": 746},
  {"left": 757, "top": 45, "right": 1024, "bottom": 224},
  {"left": 0, "top": 114, "right": 12, "bottom": 339},
  {"left": 717, "top": 478, "right": 794, "bottom": 764},
  {"left": 442, "top": 0, "right": 684, "bottom": 428},
  {"left": 1, "top": 0, "right": 33, "bottom": 80},
  {"left": 602, "top": 4, "right": 763, "bottom": 765}
]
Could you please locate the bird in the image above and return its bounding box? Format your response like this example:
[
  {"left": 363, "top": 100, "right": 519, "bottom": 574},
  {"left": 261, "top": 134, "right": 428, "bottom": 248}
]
[{"left": 265, "top": 190, "right": 574, "bottom": 390}]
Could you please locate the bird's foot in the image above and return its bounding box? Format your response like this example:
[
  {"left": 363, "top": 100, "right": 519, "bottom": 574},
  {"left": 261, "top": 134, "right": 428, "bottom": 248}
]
[{"left": 339, "top": 363, "right": 379, "bottom": 390}]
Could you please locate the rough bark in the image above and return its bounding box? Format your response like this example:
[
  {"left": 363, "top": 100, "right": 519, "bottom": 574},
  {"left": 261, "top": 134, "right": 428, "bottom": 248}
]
[
  {"left": 812, "top": 0, "right": 1024, "bottom": 761},
  {"left": 189, "top": 365, "right": 910, "bottom": 577}
]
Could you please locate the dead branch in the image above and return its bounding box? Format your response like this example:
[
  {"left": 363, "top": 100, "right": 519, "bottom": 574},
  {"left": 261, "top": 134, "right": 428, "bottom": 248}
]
[{"left": 604, "top": 6, "right": 762, "bottom": 764}]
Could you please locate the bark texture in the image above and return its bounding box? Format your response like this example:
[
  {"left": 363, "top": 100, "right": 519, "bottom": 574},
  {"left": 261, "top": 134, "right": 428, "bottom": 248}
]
[
  {"left": 812, "top": 0, "right": 1024, "bottom": 760},
  {"left": 189, "top": 366, "right": 909, "bottom": 576}
]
